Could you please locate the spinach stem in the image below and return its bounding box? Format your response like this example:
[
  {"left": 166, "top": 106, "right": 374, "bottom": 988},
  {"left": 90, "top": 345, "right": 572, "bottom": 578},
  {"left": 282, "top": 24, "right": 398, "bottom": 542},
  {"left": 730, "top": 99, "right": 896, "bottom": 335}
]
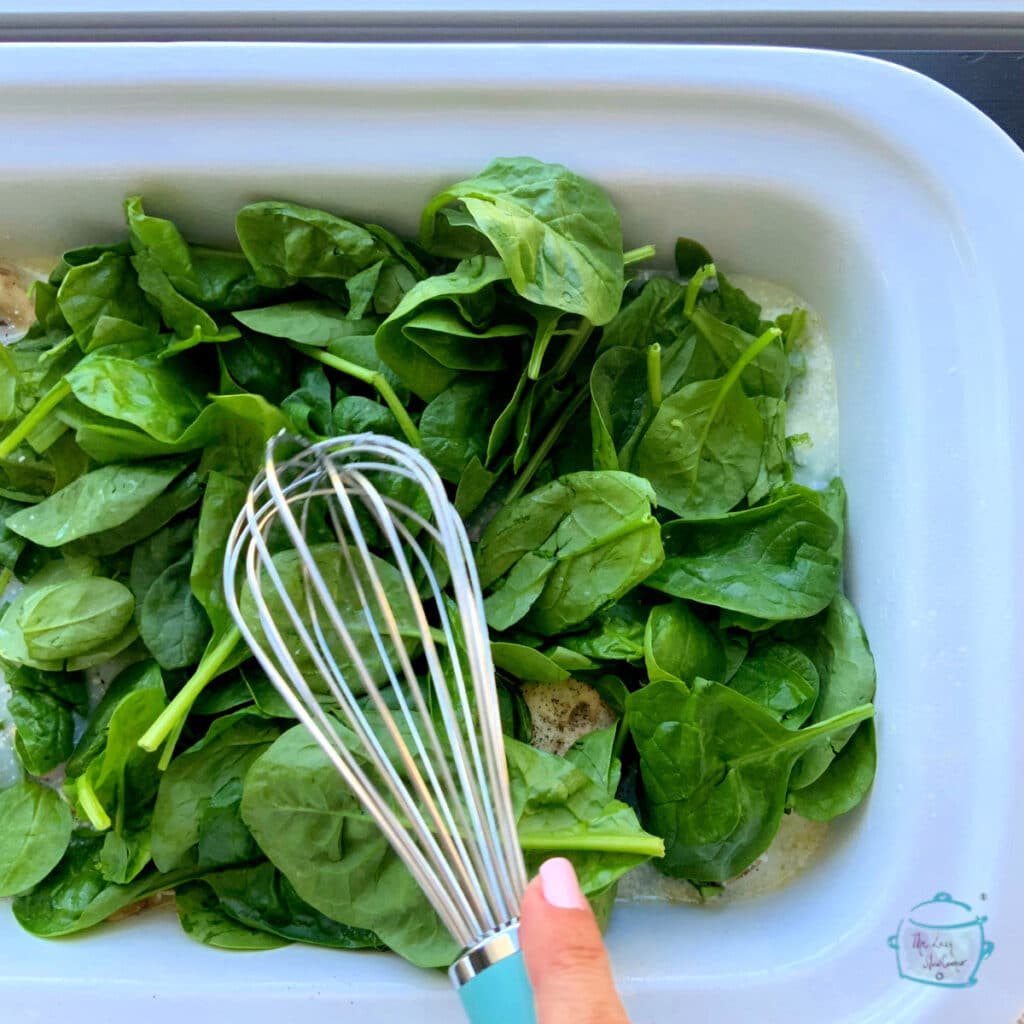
[
  {"left": 74, "top": 775, "right": 111, "bottom": 832},
  {"left": 0, "top": 568, "right": 11, "bottom": 593},
  {"left": 506, "top": 386, "right": 588, "bottom": 503},
  {"left": 730, "top": 703, "right": 875, "bottom": 770},
  {"left": 293, "top": 345, "right": 421, "bottom": 448},
  {"left": 548, "top": 319, "right": 593, "bottom": 381},
  {"left": 526, "top": 315, "right": 561, "bottom": 381},
  {"left": 157, "top": 716, "right": 187, "bottom": 772},
  {"left": 683, "top": 263, "right": 717, "bottom": 317},
  {"left": 519, "top": 832, "right": 665, "bottom": 857},
  {"left": 0, "top": 378, "right": 71, "bottom": 459},
  {"left": 647, "top": 344, "right": 663, "bottom": 409},
  {"left": 623, "top": 244, "right": 657, "bottom": 267},
  {"left": 138, "top": 625, "right": 241, "bottom": 754}
]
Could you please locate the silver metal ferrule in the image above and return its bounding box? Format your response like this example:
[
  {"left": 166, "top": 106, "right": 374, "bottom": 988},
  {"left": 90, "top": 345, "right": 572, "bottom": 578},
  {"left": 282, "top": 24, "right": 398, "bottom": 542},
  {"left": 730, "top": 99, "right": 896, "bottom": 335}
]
[{"left": 449, "top": 922, "right": 522, "bottom": 988}]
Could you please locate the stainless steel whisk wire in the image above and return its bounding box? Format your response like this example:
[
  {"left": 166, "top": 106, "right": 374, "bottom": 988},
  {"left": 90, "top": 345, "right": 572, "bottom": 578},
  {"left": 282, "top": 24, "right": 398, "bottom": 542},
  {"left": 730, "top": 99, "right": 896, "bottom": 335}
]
[{"left": 223, "top": 433, "right": 527, "bottom": 956}]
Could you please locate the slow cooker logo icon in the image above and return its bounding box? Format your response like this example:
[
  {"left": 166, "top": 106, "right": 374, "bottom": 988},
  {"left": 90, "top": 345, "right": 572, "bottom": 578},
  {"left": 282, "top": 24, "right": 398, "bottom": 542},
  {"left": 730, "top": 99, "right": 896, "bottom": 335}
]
[{"left": 888, "top": 893, "right": 995, "bottom": 988}]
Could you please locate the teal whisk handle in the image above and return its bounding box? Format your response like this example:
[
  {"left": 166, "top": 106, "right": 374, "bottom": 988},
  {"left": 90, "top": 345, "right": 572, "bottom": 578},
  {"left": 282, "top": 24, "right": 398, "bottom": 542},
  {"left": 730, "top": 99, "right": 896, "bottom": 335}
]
[{"left": 452, "top": 928, "right": 537, "bottom": 1024}]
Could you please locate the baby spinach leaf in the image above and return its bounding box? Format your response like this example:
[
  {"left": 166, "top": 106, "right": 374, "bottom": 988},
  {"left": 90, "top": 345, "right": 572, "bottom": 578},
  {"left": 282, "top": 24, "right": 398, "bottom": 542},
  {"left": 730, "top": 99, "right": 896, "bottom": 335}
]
[
  {"left": 689, "top": 305, "right": 789, "bottom": 399},
  {"left": 596, "top": 275, "right": 689, "bottom": 357},
  {"left": 634, "top": 376, "right": 764, "bottom": 518},
  {"left": 236, "top": 200, "right": 384, "bottom": 289},
  {"left": 64, "top": 679, "right": 166, "bottom": 832},
  {"left": 789, "top": 593, "right": 877, "bottom": 790},
  {"left": 139, "top": 555, "right": 211, "bottom": 670},
  {"left": 152, "top": 712, "right": 281, "bottom": 873},
  {"left": 627, "top": 677, "right": 873, "bottom": 881},
  {"left": 477, "top": 471, "right": 664, "bottom": 635},
  {"left": 508, "top": 736, "right": 663, "bottom": 893},
  {"left": 746, "top": 395, "right": 789, "bottom": 506},
  {"left": 8, "top": 687, "right": 75, "bottom": 774},
  {"left": 65, "top": 355, "right": 206, "bottom": 442},
  {"left": 176, "top": 880, "right": 291, "bottom": 950},
  {"left": 100, "top": 823, "right": 153, "bottom": 885},
  {"left": 203, "top": 862, "right": 384, "bottom": 950},
  {"left": 233, "top": 299, "right": 366, "bottom": 347},
  {"left": 238, "top": 544, "right": 421, "bottom": 694},
  {"left": 219, "top": 333, "right": 296, "bottom": 405},
  {"left": 564, "top": 725, "right": 620, "bottom": 793},
  {"left": 191, "top": 672, "right": 256, "bottom": 717},
  {"left": 64, "top": 467, "right": 201, "bottom": 559},
  {"left": 420, "top": 157, "right": 624, "bottom": 325},
  {"left": 130, "top": 518, "right": 196, "bottom": 614},
  {"left": 648, "top": 483, "right": 842, "bottom": 620},
  {"left": 241, "top": 722, "right": 460, "bottom": 968},
  {"left": 12, "top": 832, "right": 202, "bottom": 936},
  {"left": 131, "top": 248, "right": 239, "bottom": 347},
  {"left": 18, "top": 576, "right": 135, "bottom": 661},
  {"left": 65, "top": 625, "right": 144, "bottom": 673},
  {"left": 0, "top": 496, "right": 28, "bottom": 569},
  {"left": 589, "top": 345, "right": 651, "bottom": 471},
  {"left": 281, "top": 363, "right": 332, "bottom": 437},
  {"left": 0, "top": 447, "right": 57, "bottom": 504},
  {"left": 190, "top": 472, "right": 248, "bottom": 636},
  {"left": 0, "top": 781, "right": 73, "bottom": 897},
  {"left": 788, "top": 719, "right": 876, "bottom": 821},
  {"left": 491, "top": 641, "right": 571, "bottom": 684},
  {"left": 124, "top": 196, "right": 268, "bottom": 312},
  {"left": 56, "top": 250, "right": 160, "bottom": 349},
  {"left": 420, "top": 377, "right": 497, "bottom": 483},
  {"left": 728, "top": 641, "right": 819, "bottom": 729},
  {"left": 375, "top": 255, "right": 524, "bottom": 401},
  {"left": 71, "top": 394, "right": 288, "bottom": 473},
  {"left": 705, "top": 272, "right": 766, "bottom": 335},
  {"left": 66, "top": 660, "right": 163, "bottom": 778},
  {"left": 4, "top": 663, "right": 89, "bottom": 715},
  {"left": 331, "top": 394, "right": 403, "bottom": 439},
  {"left": 0, "top": 555, "right": 100, "bottom": 669},
  {"left": 644, "top": 601, "right": 725, "bottom": 685},
  {"left": 674, "top": 237, "right": 714, "bottom": 278},
  {"left": 554, "top": 596, "right": 648, "bottom": 664},
  {"left": 5, "top": 458, "right": 189, "bottom": 547}
]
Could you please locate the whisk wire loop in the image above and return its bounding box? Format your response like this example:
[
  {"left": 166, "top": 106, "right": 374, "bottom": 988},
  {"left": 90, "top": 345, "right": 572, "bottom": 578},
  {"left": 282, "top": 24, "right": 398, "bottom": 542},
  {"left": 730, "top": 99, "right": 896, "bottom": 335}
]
[{"left": 223, "top": 432, "right": 528, "bottom": 956}]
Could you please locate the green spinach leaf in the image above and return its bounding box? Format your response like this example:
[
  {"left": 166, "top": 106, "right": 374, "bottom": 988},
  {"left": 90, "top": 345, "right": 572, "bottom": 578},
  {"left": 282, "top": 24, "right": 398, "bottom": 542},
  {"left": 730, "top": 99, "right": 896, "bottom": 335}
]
[
  {"left": 0, "top": 781, "right": 73, "bottom": 897},
  {"left": 627, "top": 677, "right": 873, "bottom": 881},
  {"left": 648, "top": 483, "right": 843, "bottom": 620},
  {"left": 420, "top": 157, "right": 624, "bottom": 326},
  {"left": 175, "top": 881, "right": 291, "bottom": 950},
  {"left": 5, "top": 458, "right": 190, "bottom": 548},
  {"left": 477, "top": 471, "right": 664, "bottom": 635}
]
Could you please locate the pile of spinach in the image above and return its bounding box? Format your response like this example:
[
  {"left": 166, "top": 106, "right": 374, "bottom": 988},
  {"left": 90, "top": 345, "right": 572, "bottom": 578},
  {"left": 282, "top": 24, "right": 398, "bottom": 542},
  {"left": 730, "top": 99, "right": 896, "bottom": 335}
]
[{"left": 0, "top": 156, "right": 876, "bottom": 965}]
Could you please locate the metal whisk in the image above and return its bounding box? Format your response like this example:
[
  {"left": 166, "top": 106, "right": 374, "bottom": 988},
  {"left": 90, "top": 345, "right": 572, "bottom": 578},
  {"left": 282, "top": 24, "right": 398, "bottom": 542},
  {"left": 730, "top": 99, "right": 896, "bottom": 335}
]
[{"left": 223, "top": 432, "right": 536, "bottom": 1024}]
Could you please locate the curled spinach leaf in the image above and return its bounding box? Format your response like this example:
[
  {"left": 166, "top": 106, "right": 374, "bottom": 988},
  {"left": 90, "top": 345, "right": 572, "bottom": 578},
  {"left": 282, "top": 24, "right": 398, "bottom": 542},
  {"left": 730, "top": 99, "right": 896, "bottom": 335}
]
[
  {"left": 627, "top": 677, "right": 873, "bottom": 882},
  {"left": 420, "top": 156, "right": 624, "bottom": 326}
]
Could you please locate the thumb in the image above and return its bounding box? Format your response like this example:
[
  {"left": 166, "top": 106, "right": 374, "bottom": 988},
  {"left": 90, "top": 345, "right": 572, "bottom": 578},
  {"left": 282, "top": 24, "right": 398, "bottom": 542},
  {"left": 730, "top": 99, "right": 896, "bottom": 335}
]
[{"left": 519, "top": 858, "right": 630, "bottom": 1024}]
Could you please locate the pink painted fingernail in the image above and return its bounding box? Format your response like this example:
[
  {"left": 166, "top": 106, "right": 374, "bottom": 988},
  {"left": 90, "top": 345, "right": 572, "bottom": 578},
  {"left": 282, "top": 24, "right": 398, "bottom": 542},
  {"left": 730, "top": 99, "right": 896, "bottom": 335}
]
[{"left": 539, "top": 858, "right": 589, "bottom": 910}]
